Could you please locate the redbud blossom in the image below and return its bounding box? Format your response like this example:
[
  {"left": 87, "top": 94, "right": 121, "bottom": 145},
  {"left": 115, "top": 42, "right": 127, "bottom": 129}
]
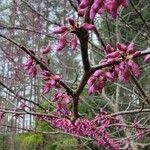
[
  {"left": 53, "top": 18, "right": 94, "bottom": 52},
  {"left": 56, "top": 36, "right": 67, "bottom": 52},
  {"left": 53, "top": 26, "right": 68, "bottom": 34},
  {"left": 67, "top": 17, "right": 75, "bottom": 26},
  {"left": 24, "top": 58, "right": 33, "bottom": 70},
  {"left": 87, "top": 70, "right": 106, "bottom": 95},
  {"left": 53, "top": 91, "right": 72, "bottom": 116},
  {"left": 78, "top": 0, "right": 129, "bottom": 20},
  {"left": 106, "top": 44, "right": 115, "bottom": 53},
  {"left": 70, "top": 38, "right": 78, "bottom": 50},
  {"left": 81, "top": 23, "right": 95, "bottom": 31},
  {"left": 88, "top": 43, "right": 141, "bottom": 94},
  {"left": 24, "top": 57, "right": 37, "bottom": 77},
  {"left": 90, "top": 0, "right": 102, "bottom": 20},
  {"left": 41, "top": 43, "right": 51, "bottom": 54},
  {"left": 42, "top": 109, "right": 129, "bottom": 149},
  {"left": 42, "top": 71, "right": 60, "bottom": 94},
  {"left": 79, "top": 0, "right": 89, "bottom": 9},
  {"left": 144, "top": 54, "right": 150, "bottom": 63},
  {"left": 28, "top": 65, "right": 37, "bottom": 77},
  {"left": 78, "top": 9, "right": 85, "bottom": 17}
]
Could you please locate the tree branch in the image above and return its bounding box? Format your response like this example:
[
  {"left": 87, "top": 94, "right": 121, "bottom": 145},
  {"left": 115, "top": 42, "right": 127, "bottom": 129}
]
[{"left": 0, "top": 33, "right": 74, "bottom": 97}]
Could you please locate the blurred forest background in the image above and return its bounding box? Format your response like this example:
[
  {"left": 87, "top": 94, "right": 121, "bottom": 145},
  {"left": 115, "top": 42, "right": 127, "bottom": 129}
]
[{"left": 0, "top": 0, "right": 150, "bottom": 149}]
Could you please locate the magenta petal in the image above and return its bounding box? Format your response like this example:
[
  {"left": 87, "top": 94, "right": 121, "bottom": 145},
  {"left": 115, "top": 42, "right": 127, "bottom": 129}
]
[
  {"left": 53, "top": 26, "right": 68, "bottom": 34},
  {"left": 119, "top": 69, "right": 130, "bottom": 83},
  {"left": 56, "top": 36, "right": 67, "bottom": 52},
  {"left": 107, "top": 51, "right": 120, "bottom": 58},
  {"left": 119, "top": 61, "right": 126, "bottom": 70},
  {"left": 106, "top": 71, "right": 116, "bottom": 81},
  {"left": 127, "top": 42, "right": 134, "bottom": 52},
  {"left": 94, "top": 70, "right": 103, "bottom": 77},
  {"left": 28, "top": 66, "right": 37, "bottom": 77},
  {"left": 43, "top": 84, "right": 51, "bottom": 94},
  {"left": 78, "top": 9, "right": 85, "bottom": 17},
  {"left": 79, "top": 0, "right": 89, "bottom": 9},
  {"left": 117, "top": 43, "right": 127, "bottom": 52},
  {"left": 67, "top": 18, "right": 75, "bottom": 26},
  {"left": 106, "top": 58, "right": 115, "bottom": 63},
  {"left": 70, "top": 38, "right": 78, "bottom": 50},
  {"left": 133, "top": 51, "right": 141, "bottom": 57},
  {"left": 87, "top": 76, "right": 96, "bottom": 86},
  {"left": 81, "top": 23, "right": 95, "bottom": 31},
  {"left": 50, "top": 79, "right": 56, "bottom": 86},
  {"left": 41, "top": 44, "right": 51, "bottom": 54},
  {"left": 88, "top": 85, "right": 96, "bottom": 95},
  {"left": 144, "top": 54, "right": 150, "bottom": 63},
  {"left": 106, "top": 44, "right": 115, "bottom": 54},
  {"left": 127, "top": 59, "right": 134, "bottom": 66},
  {"left": 128, "top": 60, "right": 140, "bottom": 77},
  {"left": 25, "top": 58, "right": 33, "bottom": 66},
  {"left": 54, "top": 75, "right": 61, "bottom": 81}
]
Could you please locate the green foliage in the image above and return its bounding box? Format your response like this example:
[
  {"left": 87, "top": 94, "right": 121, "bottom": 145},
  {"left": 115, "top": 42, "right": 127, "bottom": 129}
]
[
  {"left": 47, "top": 136, "right": 78, "bottom": 150},
  {"left": 15, "top": 133, "right": 44, "bottom": 150}
]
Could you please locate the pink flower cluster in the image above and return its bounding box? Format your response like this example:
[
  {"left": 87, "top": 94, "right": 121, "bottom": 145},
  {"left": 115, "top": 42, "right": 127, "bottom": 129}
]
[
  {"left": 88, "top": 43, "right": 141, "bottom": 94},
  {"left": 42, "top": 71, "right": 60, "bottom": 94},
  {"left": 78, "top": 0, "right": 128, "bottom": 19},
  {"left": 88, "top": 70, "right": 107, "bottom": 95},
  {"left": 24, "top": 57, "right": 37, "bottom": 77},
  {"left": 42, "top": 110, "right": 128, "bottom": 150},
  {"left": 53, "top": 91, "right": 72, "bottom": 117},
  {"left": 53, "top": 18, "right": 95, "bottom": 52}
]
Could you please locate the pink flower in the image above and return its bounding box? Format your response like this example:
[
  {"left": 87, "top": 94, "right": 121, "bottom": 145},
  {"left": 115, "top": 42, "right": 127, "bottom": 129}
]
[
  {"left": 106, "top": 51, "right": 120, "bottom": 58},
  {"left": 24, "top": 57, "right": 37, "bottom": 77},
  {"left": 70, "top": 38, "right": 78, "bottom": 50},
  {"left": 53, "top": 26, "right": 68, "bottom": 34},
  {"left": 42, "top": 71, "right": 60, "bottom": 94},
  {"left": 106, "top": 43, "right": 140, "bottom": 83},
  {"left": 127, "top": 42, "right": 134, "bottom": 53},
  {"left": 106, "top": 70, "right": 117, "bottom": 81},
  {"left": 28, "top": 65, "right": 37, "bottom": 77},
  {"left": 78, "top": 9, "right": 85, "bottom": 17},
  {"left": 127, "top": 59, "right": 140, "bottom": 77},
  {"left": 56, "top": 36, "right": 67, "bottom": 52},
  {"left": 53, "top": 91, "right": 71, "bottom": 104},
  {"left": 41, "top": 43, "right": 51, "bottom": 54},
  {"left": 144, "top": 54, "right": 150, "bottom": 63},
  {"left": 87, "top": 70, "right": 106, "bottom": 95},
  {"left": 79, "top": 0, "right": 89, "bottom": 9},
  {"left": 67, "top": 17, "right": 75, "bottom": 26},
  {"left": 81, "top": 23, "right": 95, "bottom": 31},
  {"left": 53, "top": 91, "right": 72, "bottom": 116},
  {"left": 106, "top": 44, "right": 115, "bottom": 54},
  {"left": 78, "top": 0, "right": 129, "bottom": 20},
  {"left": 24, "top": 58, "right": 33, "bottom": 70},
  {"left": 118, "top": 62, "right": 131, "bottom": 83},
  {"left": 90, "top": 0, "right": 102, "bottom": 20},
  {"left": 43, "top": 109, "right": 122, "bottom": 149},
  {"left": 105, "top": 0, "right": 120, "bottom": 19},
  {"left": 117, "top": 43, "right": 127, "bottom": 52}
]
